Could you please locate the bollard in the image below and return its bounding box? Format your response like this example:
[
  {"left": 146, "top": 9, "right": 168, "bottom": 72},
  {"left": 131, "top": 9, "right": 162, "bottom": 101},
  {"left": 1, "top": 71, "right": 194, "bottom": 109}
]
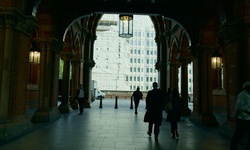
[
  {"left": 99, "top": 96, "right": 103, "bottom": 108},
  {"left": 130, "top": 96, "right": 133, "bottom": 109},
  {"left": 114, "top": 96, "right": 118, "bottom": 109}
]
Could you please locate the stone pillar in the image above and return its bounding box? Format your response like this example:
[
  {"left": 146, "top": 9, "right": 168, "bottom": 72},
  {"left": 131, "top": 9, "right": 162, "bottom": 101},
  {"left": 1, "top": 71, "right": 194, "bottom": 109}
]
[
  {"left": 0, "top": 14, "right": 17, "bottom": 121},
  {"left": 217, "top": 20, "right": 245, "bottom": 137},
  {"left": 70, "top": 58, "right": 81, "bottom": 110},
  {"left": 190, "top": 46, "right": 219, "bottom": 127},
  {"left": 32, "top": 39, "right": 63, "bottom": 122},
  {"left": 83, "top": 33, "right": 96, "bottom": 108},
  {"left": 0, "top": 9, "right": 38, "bottom": 140},
  {"left": 177, "top": 57, "right": 191, "bottom": 116},
  {"left": 169, "top": 62, "right": 179, "bottom": 89},
  {"left": 57, "top": 52, "right": 75, "bottom": 113},
  {"left": 155, "top": 35, "right": 167, "bottom": 92}
]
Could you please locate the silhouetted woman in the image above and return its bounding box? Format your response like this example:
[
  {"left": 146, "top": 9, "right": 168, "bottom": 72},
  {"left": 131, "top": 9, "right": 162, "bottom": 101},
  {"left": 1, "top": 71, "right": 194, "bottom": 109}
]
[{"left": 166, "top": 87, "right": 182, "bottom": 139}]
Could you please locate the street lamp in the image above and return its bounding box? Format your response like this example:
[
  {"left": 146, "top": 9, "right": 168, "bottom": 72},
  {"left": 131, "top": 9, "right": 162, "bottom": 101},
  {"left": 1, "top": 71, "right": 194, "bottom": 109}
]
[
  {"left": 211, "top": 48, "right": 222, "bottom": 70},
  {"left": 211, "top": 48, "right": 223, "bottom": 89},
  {"left": 29, "top": 41, "right": 40, "bottom": 64},
  {"left": 119, "top": 14, "right": 133, "bottom": 38}
]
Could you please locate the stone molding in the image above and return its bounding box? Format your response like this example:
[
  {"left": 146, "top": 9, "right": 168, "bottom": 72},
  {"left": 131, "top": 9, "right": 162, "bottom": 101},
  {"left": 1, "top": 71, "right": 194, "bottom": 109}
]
[
  {"left": 0, "top": 8, "right": 38, "bottom": 36},
  {"left": 84, "top": 59, "right": 95, "bottom": 68},
  {"left": 35, "top": 38, "right": 65, "bottom": 53}
]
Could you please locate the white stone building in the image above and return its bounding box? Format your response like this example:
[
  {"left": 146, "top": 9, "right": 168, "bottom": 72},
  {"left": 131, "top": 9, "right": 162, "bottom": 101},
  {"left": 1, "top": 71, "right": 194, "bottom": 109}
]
[
  {"left": 93, "top": 14, "right": 193, "bottom": 93},
  {"left": 92, "top": 14, "right": 158, "bottom": 91}
]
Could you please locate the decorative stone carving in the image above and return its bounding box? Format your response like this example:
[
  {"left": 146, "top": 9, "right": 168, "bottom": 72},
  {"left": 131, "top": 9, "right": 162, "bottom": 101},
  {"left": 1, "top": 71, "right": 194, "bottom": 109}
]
[
  {"left": 218, "top": 20, "right": 244, "bottom": 43},
  {"left": 0, "top": 8, "right": 38, "bottom": 36},
  {"left": 155, "top": 61, "right": 167, "bottom": 71},
  {"left": 84, "top": 59, "right": 96, "bottom": 68}
]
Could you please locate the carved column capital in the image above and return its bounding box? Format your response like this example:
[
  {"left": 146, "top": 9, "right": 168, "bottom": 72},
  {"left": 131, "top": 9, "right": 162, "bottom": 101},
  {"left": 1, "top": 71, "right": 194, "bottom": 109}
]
[
  {"left": 0, "top": 8, "right": 38, "bottom": 36},
  {"left": 60, "top": 51, "right": 76, "bottom": 61},
  {"left": 86, "top": 32, "right": 97, "bottom": 41},
  {"left": 35, "top": 38, "right": 65, "bottom": 53},
  {"left": 154, "top": 34, "right": 166, "bottom": 44},
  {"left": 218, "top": 20, "right": 244, "bottom": 43},
  {"left": 155, "top": 61, "right": 167, "bottom": 71},
  {"left": 84, "top": 59, "right": 95, "bottom": 68}
]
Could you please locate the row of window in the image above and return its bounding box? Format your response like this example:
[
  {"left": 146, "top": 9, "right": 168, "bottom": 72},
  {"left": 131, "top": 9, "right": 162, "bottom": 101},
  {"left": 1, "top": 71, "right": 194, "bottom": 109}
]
[
  {"left": 127, "top": 76, "right": 157, "bottom": 82},
  {"left": 130, "top": 58, "right": 157, "bottom": 64},
  {"left": 130, "top": 49, "right": 157, "bottom": 55},
  {"left": 129, "top": 40, "right": 156, "bottom": 47},
  {"left": 133, "top": 31, "right": 155, "bottom": 38},
  {"left": 130, "top": 67, "right": 157, "bottom": 73}
]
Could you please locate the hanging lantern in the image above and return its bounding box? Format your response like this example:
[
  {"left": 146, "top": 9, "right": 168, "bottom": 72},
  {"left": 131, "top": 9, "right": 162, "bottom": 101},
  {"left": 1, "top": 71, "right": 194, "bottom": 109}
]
[
  {"left": 29, "top": 41, "right": 40, "bottom": 64},
  {"left": 119, "top": 14, "right": 133, "bottom": 38},
  {"left": 211, "top": 49, "right": 222, "bottom": 70}
]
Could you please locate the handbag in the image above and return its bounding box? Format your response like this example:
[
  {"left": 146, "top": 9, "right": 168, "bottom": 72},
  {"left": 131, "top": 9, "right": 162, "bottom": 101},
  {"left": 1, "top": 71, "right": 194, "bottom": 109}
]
[{"left": 164, "top": 101, "right": 172, "bottom": 112}]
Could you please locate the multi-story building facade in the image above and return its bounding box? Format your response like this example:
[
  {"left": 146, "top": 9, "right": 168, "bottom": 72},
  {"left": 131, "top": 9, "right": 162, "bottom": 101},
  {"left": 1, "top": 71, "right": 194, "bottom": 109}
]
[
  {"left": 93, "top": 14, "right": 158, "bottom": 91},
  {"left": 93, "top": 14, "right": 194, "bottom": 93}
]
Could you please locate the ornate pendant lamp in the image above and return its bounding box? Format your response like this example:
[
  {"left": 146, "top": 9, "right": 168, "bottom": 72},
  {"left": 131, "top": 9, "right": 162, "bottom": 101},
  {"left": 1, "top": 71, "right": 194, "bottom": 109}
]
[
  {"left": 119, "top": 14, "right": 133, "bottom": 38},
  {"left": 29, "top": 41, "right": 40, "bottom": 64},
  {"left": 211, "top": 48, "right": 222, "bottom": 70}
]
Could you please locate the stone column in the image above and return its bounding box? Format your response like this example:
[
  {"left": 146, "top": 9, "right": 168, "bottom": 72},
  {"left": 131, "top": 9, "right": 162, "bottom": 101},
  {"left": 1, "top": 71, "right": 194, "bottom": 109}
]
[
  {"left": 70, "top": 58, "right": 81, "bottom": 110},
  {"left": 57, "top": 52, "right": 75, "bottom": 113},
  {"left": 155, "top": 35, "right": 167, "bottom": 92},
  {"left": 83, "top": 33, "right": 96, "bottom": 107},
  {"left": 169, "top": 62, "right": 179, "bottom": 89},
  {"left": 0, "top": 14, "right": 17, "bottom": 121},
  {"left": 0, "top": 11, "right": 37, "bottom": 120},
  {"left": 32, "top": 39, "right": 63, "bottom": 122},
  {"left": 177, "top": 56, "right": 191, "bottom": 116},
  {"left": 0, "top": 9, "right": 38, "bottom": 140},
  {"left": 190, "top": 46, "right": 219, "bottom": 127}
]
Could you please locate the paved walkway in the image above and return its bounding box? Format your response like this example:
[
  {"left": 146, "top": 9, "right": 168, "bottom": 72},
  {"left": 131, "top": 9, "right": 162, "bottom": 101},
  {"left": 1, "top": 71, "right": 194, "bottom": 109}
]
[{"left": 0, "top": 99, "right": 233, "bottom": 150}]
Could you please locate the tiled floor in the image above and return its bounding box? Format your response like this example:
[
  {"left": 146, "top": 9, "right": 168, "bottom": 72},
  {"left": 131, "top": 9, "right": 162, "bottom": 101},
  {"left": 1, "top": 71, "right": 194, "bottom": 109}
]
[{"left": 0, "top": 99, "right": 233, "bottom": 150}]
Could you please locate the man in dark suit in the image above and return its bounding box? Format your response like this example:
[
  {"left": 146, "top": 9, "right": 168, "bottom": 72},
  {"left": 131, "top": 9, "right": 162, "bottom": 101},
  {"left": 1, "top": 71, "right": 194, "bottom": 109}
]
[
  {"left": 144, "top": 82, "right": 165, "bottom": 141},
  {"left": 132, "top": 87, "right": 143, "bottom": 114}
]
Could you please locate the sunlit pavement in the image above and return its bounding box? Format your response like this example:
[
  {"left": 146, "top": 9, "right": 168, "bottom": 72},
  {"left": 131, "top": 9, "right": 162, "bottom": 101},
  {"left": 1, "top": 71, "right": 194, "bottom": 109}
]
[{"left": 0, "top": 98, "right": 232, "bottom": 150}]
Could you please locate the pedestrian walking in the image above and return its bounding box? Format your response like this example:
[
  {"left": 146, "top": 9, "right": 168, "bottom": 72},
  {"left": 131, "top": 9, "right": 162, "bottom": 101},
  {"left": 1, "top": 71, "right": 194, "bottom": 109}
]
[
  {"left": 144, "top": 82, "right": 165, "bottom": 141},
  {"left": 75, "top": 84, "right": 86, "bottom": 115},
  {"left": 132, "top": 87, "right": 143, "bottom": 114},
  {"left": 166, "top": 87, "right": 182, "bottom": 139},
  {"left": 230, "top": 81, "right": 250, "bottom": 150}
]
